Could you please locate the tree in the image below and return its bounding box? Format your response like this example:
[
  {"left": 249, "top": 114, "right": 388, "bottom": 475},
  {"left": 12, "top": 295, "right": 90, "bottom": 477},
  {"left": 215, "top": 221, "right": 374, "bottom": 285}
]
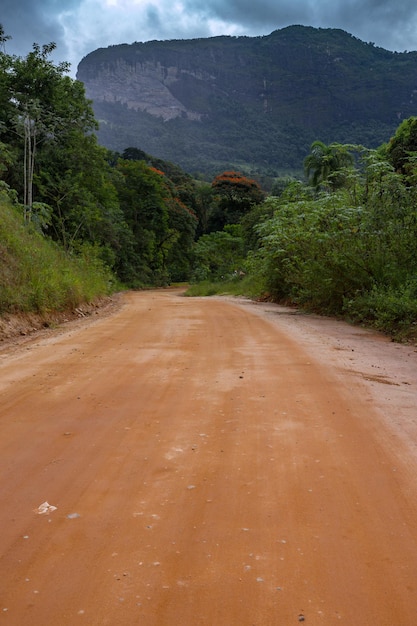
[
  {"left": 157, "top": 174, "right": 198, "bottom": 281},
  {"left": 7, "top": 44, "right": 66, "bottom": 220},
  {"left": 119, "top": 149, "right": 198, "bottom": 281},
  {"left": 304, "top": 141, "right": 354, "bottom": 191},
  {"left": 13, "top": 99, "right": 43, "bottom": 222},
  {"left": 115, "top": 159, "right": 172, "bottom": 284},
  {"left": 193, "top": 182, "right": 216, "bottom": 236},
  {"left": 209, "top": 171, "right": 264, "bottom": 230},
  {"left": 385, "top": 116, "right": 417, "bottom": 180},
  {"left": 37, "top": 136, "right": 127, "bottom": 256},
  {"left": 0, "top": 35, "right": 98, "bottom": 222},
  {"left": 0, "top": 26, "right": 13, "bottom": 121},
  {"left": 192, "top": 225, "right": 245, "bottom": 282}
]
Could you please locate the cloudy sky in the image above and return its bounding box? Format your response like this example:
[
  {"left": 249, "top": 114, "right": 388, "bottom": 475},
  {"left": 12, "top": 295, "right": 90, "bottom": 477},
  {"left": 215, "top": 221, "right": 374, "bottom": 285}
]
[{"left": 2, "top": 0, "right": 417, "bottom": 76}]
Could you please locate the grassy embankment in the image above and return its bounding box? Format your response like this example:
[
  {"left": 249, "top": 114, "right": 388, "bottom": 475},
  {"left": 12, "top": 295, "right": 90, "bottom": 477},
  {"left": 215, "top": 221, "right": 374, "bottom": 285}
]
[{"left": 0, "top": 192, "right": 115, "bottom": 319}]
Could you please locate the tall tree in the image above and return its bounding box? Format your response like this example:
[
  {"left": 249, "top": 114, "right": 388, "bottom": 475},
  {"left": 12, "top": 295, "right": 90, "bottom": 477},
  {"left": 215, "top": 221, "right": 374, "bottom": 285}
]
[
  {"left": 0, "top": 36, "right": 97, "bottom": 220},
  {"left": 119, "top": 149, "right": 198, "bottom": 281},
  {"left": 384, "top": 116, "right": 417, "bottom": 180},
  {"left": 209, "top": 171, "right": 264, "bottom": 231},
  {"left": 115, "top": 159, "right": 171, "bottom": 284},
  {"left": 0, "top": 25, "right": 13, "bottom": 121},
  {"left": 304, "top": 141, "right": 354, "bottom": 191}
]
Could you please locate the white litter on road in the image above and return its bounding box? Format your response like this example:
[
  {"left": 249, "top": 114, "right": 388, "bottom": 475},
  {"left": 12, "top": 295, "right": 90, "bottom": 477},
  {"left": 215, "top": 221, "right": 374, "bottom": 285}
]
[{"left": 35, "top": 502, "right": 57, "bottom": 515}]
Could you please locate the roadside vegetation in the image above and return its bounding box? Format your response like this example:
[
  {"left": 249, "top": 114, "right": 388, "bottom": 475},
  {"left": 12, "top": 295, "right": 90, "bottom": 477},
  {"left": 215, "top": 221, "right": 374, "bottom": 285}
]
[
  {"left": 0, "top": 26, "right": 199, "bottom": 315},
  {"left": 1, "top": 25, "right": 417, "bottom": 341},
  {"left": 0, "top": 188, "right": 113, "bottom": 313},
  {"left": 187, "top": 128, "right": 417, "bottom": 342}
]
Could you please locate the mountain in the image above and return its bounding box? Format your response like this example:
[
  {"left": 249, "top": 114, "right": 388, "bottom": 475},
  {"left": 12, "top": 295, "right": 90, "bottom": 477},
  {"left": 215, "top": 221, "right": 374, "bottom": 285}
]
[{"left": 76, "top": 25, "right": 417, "bottom": 178}]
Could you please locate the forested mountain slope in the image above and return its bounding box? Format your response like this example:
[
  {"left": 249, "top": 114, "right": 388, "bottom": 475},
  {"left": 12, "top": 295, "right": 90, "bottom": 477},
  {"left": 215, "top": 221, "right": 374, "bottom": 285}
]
[{"left": 77, "top": 25, "right": 417, "bottom": 176}]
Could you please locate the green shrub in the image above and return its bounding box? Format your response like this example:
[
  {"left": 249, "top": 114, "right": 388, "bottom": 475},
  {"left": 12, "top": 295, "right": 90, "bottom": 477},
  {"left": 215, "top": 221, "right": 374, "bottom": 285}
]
[{"left": 344, "top": 280, "right": 417, "bottom": 339}]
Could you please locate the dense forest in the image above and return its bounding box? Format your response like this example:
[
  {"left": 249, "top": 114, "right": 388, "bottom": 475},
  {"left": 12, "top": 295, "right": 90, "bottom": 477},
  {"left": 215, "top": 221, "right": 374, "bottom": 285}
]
[{"left": 1, "top": 26, "right": 417, "bottom": 340}]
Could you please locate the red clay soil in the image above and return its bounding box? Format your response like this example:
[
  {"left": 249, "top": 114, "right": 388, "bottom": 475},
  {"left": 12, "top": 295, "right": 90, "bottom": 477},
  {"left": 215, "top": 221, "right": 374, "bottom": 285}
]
[{"left": 1, "top": 289, "right": 417, "bottom": 625}]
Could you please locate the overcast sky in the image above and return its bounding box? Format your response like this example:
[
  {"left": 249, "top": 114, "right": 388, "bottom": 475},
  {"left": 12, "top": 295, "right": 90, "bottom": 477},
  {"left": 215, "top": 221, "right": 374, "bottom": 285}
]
[{"left": 2, "top": 0, "right": 417, "bottom": 76}]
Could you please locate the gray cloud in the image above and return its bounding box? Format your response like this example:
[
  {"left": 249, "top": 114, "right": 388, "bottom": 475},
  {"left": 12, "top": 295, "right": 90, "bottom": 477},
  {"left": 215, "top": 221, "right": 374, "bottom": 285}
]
[
  {"left": 197, "top": 0, "right": 417, "bottom": 50},
  {"left": 2, "top": 0, "right": 82, "bottom": 66},
  {"left": 2, "top": 0, "right": 417, "bottom": 77},
  {"left": 190, "top": 0, "right": 317, "bottom": 28},
  {"left": 332, "top": 0, "right": 417, "bottom": 50}
]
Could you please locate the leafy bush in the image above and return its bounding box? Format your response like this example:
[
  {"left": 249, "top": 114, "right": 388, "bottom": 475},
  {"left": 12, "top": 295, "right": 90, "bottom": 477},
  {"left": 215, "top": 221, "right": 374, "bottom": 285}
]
[
  {"left": 246, "top": 160, "right": 417, "bottom": 339},
  {"left": 250, "top": 191, "right": 374, "bottom": 311},
  {"left": 191, "top": 225, "right": 245, "bottom": 282},
  {"left": 344, "top": 280, "right": 417, "bottom": 339}
]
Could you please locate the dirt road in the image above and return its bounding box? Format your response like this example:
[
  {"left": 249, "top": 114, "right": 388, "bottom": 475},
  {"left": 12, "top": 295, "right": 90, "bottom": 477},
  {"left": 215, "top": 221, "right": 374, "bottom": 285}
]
[{"left": 1, "top": 289, "right": 417, "bottom": 625}]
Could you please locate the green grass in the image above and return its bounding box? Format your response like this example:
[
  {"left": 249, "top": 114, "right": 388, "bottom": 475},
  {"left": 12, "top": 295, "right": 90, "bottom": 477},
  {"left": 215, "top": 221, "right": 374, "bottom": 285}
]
[
  {"left": 184, "top": 274, "right": 265, "bottom": 299},
  {"left": 185, "top": 274, "right": 417, "bottom": 343},
  {"left": 0, "top": 193, "right": 116, "bottom": 315}
]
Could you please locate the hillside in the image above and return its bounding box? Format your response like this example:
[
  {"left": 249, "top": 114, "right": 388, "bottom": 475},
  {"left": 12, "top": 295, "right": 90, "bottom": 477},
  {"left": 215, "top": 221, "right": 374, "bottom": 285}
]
[
  {"left": 77, "top": 25, "right": 417, "bottom": 177},
  {"left": 0, "top": 191, "right": 113, "bottom": 338}
]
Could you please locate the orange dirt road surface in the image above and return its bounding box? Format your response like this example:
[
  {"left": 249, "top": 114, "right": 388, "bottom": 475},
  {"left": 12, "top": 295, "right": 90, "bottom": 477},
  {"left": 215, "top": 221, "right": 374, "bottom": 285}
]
[{"left": 1, "top": 289, "right": 417, "bottom": 625}]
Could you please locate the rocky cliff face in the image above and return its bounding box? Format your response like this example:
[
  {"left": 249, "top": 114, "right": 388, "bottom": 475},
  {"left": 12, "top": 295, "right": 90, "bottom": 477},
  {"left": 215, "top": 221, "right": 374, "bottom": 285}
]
[
  {"left": 82, "top": 57, "right": 202, "bottom": 121},
  {"left": 77, "top": 26, "right": 417, "bottom": 176}
]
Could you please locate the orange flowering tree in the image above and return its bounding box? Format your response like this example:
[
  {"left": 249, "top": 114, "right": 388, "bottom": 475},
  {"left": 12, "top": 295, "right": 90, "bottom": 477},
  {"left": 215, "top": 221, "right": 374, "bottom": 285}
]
[{"left": 209, "top": 171, "right": 264, "bottom": 230}]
